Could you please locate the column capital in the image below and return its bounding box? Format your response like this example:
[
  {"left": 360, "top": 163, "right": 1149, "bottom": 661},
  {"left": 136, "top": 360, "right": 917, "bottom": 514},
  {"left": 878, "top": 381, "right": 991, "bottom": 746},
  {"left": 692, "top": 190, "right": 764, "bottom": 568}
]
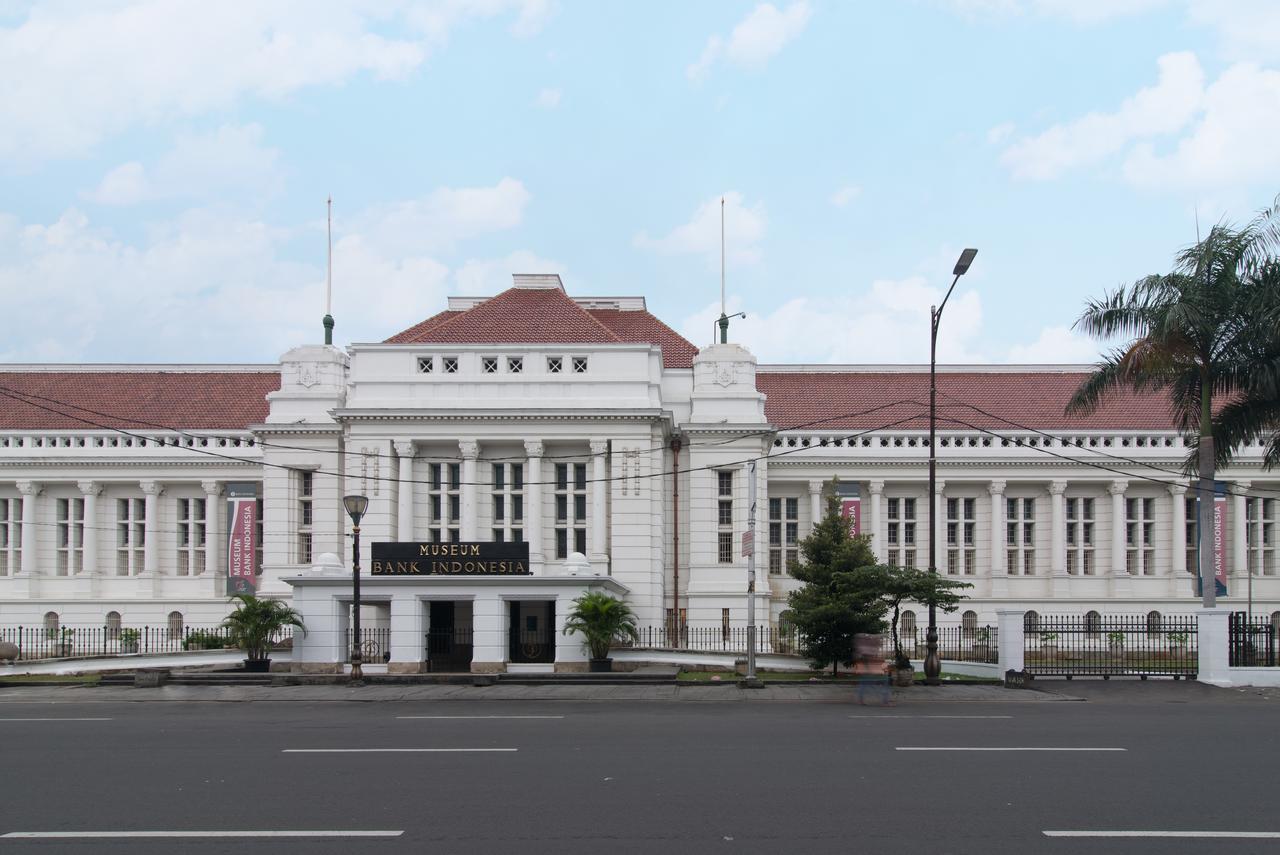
[
  {"left": 201, "top": 480, "right": 222, "bottom": 497},
  {"left": 589, "top": 438, "right": 609, "bottom": 456},
  {"left": 988, "top": 479, "right": 1006, "bottom": 496},
  {"left": 1049, "top": 480, "right": 1068, "bottom": 496},
  {"left": 808, "top": 479, "right": 824, "bottom": 495},
  {"left": 933, "top": 479, "right": 946, "bottom": 494},
  {"left": 1108, "top": 480, "right": 1128, "bottom": 496},
  {"left": 1168, "top": 484, "right": 1187, "bottom": 496},
  {"left": 458, "top": 439, "right": 479, "bottom": 460},
  {"left": 15, "top": 480, "right": 41, "bottom": 496},
  {"left": 523, "top": 439, "right": 544, "bottom": 458},
  {"left": 1235, "top": 480, "right": 1252, "bottom": 491},
  {"left": 140, "top": 480, "right": 163, "bottom": 496},
  {"left": 868, "top": 479, "right": 884, "bottom": 495},
  {"left": 393, "top": 439, "right": 415, "bottom": 458},
  {"left": 77, "top": 480, "right": 102, "bottom": 497}
]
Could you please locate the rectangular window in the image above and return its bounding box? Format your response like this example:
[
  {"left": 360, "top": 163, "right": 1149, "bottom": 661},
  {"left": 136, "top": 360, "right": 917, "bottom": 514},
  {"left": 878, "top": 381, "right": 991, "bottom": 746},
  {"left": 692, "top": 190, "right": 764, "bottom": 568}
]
[
  {"left": 55, "top": 498, "right": 84, "bottom": 576},
  {"left": 716, "top": 470, "right": 734, "bottom": 564},
  {"left": 507, "top": 356, "right": 523, "bottom": 374},
  {"left": 554, "top": 462, "right": 587, "bottom": 560},
  {"left": 428, "top": 463, "right": 461, "bottom": 543},
  {"left": 547, "top": 356, "right": 563, "bottom": 374},
  {"left": 491, "top": 463, "right": 525, "bottom": 544},
  {"left": 177, "top": 497, "right": 207, "bottom": 576},
  {"left": 1246, "top": 497, "right": 1276, "bottom": 576},
  {"left": 1006, "top": 497, "right": 1035, "bottom": 575},
  {"left": 116, "top": 497, "right": 145, "bottom": 576},
  {"left": 1185, "top": 495, "right": 1198, "bottom": 574},
  {"left": 718, "top": 531, "right": 733, "bottom": 564},
  {"left": 945, "top": 497, "right": 976, "bottom": 576},
  {"left": 1066, "top": 497, "right": 1095, "bottom": 575},
  {"left": 482, "top": 356, "right": 498, "bottom": 373},
  {"left": 297, "top": 471, "right": 313, "bottom": 565},
  {"left": 572, "top": 356, "right": 589, "bottom": 374},
  {"left": 767, "top": 496, "right": 799, "bottom": 575},
  {"left": 1125, "top": 496, "right": 1157, "bottom": 575},
  {"left": 442, "top": 356, "right": 459, "bottom": 373},
  {"left": 416, "top": 356, "right": 433, "bottom": 374},
  {"left": 886, "top": 497, "right": 916, "bottom": 568},
  {"left": 0, "top": 498, "right": 20, "bottom": 576},
  {"left": 722, "top": 608, "right": 731, "bottom": 641}
]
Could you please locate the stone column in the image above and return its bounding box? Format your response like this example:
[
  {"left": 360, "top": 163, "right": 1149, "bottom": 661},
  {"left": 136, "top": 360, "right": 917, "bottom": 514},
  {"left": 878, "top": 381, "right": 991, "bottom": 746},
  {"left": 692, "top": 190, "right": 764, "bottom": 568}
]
[
  {"left": 1109, "top": 480, "right": 1130, "bottom": 597},
  {"left": 1050, "top": 480, "right": 1068, "bottom": 597},
  {"left": 1170, "top": 484, "right": 1187, "bottom": 598},
  {"left": 202, "top": 481, "right": 221, "bottom": 577},
  {"left": 1233, "top": 481, "right": 1250, "bottom": 582},
  {"left": 388, "top": 594, "right": 426, "bottom": 674},
  {"left": 996, "top": 609, "right": 1026, "bottom": 674},
  {"left": 589, "top": 439, "right": 608, "bottom": 569},
  {"left": 470, "top": 594, "right": 507, "bottom": 673},
  {"left": 394, "top": 440, "right": 415, "bottom": 541},
  {"left": 989, "top": 480, "right": 1006, "bottom": 597},
  {"left": 77, "top": 481, "right": 101, "bottom": 576},
  {"left": 808, "top": 480, "right": 823, "bottom": 536},
  {"left": 140, "top": 480, "right": 162, "bottom": 577},
  {"left": 524, "top": 440, "right": 544, "bottom": 572},
  {"left": 933, "top": 479, "right": 946, "bottom": 573},
  {"left": 1196, "top": 607, "right": 1232, "bottom": 687},
  {"left": 868, "top": 480, "right": 884, "bottom": 562},
  {"left": 459, "top": 440, "right": 478, "bottom": 541},
  {"left": 16, "top": 480, "right": 40, "bottom": 577}
]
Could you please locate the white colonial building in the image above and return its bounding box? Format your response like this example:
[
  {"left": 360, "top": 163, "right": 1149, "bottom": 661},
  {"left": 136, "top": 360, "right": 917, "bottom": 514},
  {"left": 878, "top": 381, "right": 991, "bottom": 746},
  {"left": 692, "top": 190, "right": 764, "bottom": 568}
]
[{"left": 1, "top": 274, "right": 1277, "bottom": 670}]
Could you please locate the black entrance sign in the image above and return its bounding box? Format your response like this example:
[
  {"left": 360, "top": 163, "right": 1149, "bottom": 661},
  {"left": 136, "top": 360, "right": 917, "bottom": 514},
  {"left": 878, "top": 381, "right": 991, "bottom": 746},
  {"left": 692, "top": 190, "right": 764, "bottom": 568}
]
[{"left": 370, "top": 541, "right": 531, "bottom": 576}]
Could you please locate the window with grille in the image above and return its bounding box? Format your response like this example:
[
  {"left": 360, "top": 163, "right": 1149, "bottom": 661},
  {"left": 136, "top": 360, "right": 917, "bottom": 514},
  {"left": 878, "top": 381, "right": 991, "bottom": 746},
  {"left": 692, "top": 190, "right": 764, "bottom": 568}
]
[
  {"left": 491, "top": 463, "right": 525, "bottom": 544},
  {"left": 443, "top": 356, "right": 459, "bottom": 373},
  {"left": 1006, "top": 497, "right": 1036, "bottom": 575},
  {"left": 55, "top": 497, "right": 84, "bottom": 576},
  {"left": 1125, "top": 497, "right": 1156, "bottom": 575},
  {"left": 768, "top": 497, "right": 799, "bottom": 575},
  {"left": 482, "top": 356, "right": 498, "bottom": 374},
  {"left": 717, "top": 471, "right": 734, "bottom": 564},
  {"left": 721, "top": 608, "right": 731, "bottom": 641},
  {"left": 416, "top": 356, "right": 433, "bottom": 374},
  {"left": 886, "top": 497, "right": 916, "bottom": 568},
  {"left": 547, "top": 356, "right": 563, "bottom": 374},
  {"left": 106, "top": 610, "right": 122, "bottom": 640},
  {"left": 429, "top": 463, "right": 462, "bottom": 543},
  {"left": 554, "top": 462, "right": 587, "bottom": 559},
  {"left": 1246, "top": 498, "right": 1276, "bottom": 576},
  {"left": 507, "top": 356, "right": 523, "bottom": 374},
  {"left": 176, "top": 498, "right": 207, "bottom": 576},
  {"left": 572, "top": 356, "right": 589, "bottom": 374},
  {"left": 945, "top": 497, "right": 976, "bottom": 576},
  {"left": 116, "top": 498, "right": 145, "bottom": 576},
  {"left": 0, "top": 498, "right": 22, "bottom": 577},
  {"left": 1185, "top": 496, "right": 1199, "bottom": 573},
  {"left": 297, "top": 471, "right": 313, "bottom": 565},
  {"left": 961, "top": 610, "right": 978, "bottom": 638},
  {"left": 1065, "top": 497, "right": 1094, "bottom": 575},
  {"left": 168, "top": 610, "right": 184, "bottom": 639}
]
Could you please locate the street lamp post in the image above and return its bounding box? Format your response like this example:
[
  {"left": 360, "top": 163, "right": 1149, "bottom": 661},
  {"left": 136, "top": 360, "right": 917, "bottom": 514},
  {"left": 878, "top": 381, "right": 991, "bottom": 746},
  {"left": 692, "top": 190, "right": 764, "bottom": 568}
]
[
  {"left": 343, "top": 494, "right": 369, "bottom": 683},
  {"left": 925, "top": 248, "right": 978, "bottom": 686}
]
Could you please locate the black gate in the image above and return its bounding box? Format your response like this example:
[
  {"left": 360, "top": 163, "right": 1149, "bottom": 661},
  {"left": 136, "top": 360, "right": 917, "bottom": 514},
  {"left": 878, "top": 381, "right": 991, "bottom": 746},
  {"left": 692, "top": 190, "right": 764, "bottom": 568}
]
[
  {"left": 1024, "top": 613, "right": 1197, "bottom": 679},
  {"left": 425, "top": 601, "right": 472, "bottom": 672},
  {"left": 509, "top": 601, "right": 554, "bottom": 664},
  {"left": 1229, "top": 612, "right": 1279, "bottom": 667}
]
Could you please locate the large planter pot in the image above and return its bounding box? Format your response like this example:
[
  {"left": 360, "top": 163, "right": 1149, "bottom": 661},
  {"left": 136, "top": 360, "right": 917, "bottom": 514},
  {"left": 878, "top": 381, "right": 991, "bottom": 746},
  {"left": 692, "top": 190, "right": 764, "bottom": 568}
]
[
  {"left": 588, "top": 658, "right": 613, "bottom": 673},
  {"left": 893, "top": 666, "right": 915, "bottom": 687},
  {"left": 243, "top": 658, "right": 271, "bottom": 673}
]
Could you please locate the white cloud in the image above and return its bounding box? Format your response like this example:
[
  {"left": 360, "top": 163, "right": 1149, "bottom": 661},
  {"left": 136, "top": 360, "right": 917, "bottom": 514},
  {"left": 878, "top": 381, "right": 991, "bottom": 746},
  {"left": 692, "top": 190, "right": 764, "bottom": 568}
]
[
  {"left": 86, "top": 124, "right": 281, "bottom": 206},
  {"left": 941, "top": 0, "right": 1167, "bottom": 24},
  {"left": 830, "top": 185, "right": 861, "bottom": 207},
  {"left": 534, "top": 87, "right": 562, "bottom": 109},
  {"left": 454, "top": 250, "right": 567, "bottom": 295},
  {"left": 999, "top": 51, "right": 1205, "bottom": 180},
  {"left": 633, "top": 192, "right": 767, "bottom": 267},
  {"left": 1005, "top": 325, "right": 1102, "bottom": 363},
  {"left": 0, "top": 1, "right": 552, "bottom": 164},
  {"left": 986, "top": 121, "right": 1015, "bottom": 144},
  {"left": 686, "top": 2, "right": 811, "bottom": 82},
  {"left": 347, "top": 177, "right": 531, "bottom": 257}
]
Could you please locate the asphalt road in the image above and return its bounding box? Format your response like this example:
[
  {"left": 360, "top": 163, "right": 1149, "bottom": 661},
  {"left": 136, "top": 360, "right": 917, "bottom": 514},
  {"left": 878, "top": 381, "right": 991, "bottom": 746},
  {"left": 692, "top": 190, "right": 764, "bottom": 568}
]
[{"left": 0, "top": 687, "right": 1276, "bottom": 855}]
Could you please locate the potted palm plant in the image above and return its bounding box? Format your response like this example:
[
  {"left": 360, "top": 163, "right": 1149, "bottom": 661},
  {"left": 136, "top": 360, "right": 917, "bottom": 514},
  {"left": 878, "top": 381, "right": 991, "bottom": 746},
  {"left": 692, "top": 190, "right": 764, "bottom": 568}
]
[
  {"left": 221, "top": 594, "right": 306, "bottom": 673},
  {"left": 562, "top": 591, "right": 638, "bottom": 672}
]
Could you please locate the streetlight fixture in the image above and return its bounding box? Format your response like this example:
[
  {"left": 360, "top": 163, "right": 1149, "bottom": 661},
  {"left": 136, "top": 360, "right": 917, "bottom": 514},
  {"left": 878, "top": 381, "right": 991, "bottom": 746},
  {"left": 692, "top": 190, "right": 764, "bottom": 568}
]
[
  {"left": 342, "top": 494, "right": 369, "bottom": 682},
  {"left": 925, "top": 248, "right": 978, "bottom": 686}
]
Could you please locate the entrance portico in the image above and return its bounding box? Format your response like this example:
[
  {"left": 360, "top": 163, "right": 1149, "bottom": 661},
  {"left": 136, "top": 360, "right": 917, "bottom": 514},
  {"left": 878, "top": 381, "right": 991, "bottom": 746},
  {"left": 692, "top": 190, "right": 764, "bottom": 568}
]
[{"left": 286, "top": 573, "right": 630, "bottom": 674}]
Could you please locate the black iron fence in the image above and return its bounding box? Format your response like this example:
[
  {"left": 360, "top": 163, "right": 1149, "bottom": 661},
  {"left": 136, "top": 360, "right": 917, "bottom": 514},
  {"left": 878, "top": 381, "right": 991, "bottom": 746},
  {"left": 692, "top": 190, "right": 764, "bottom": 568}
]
[
  {"left": 618, "top": 625, "right": 998, "bottom": 664},
  {"left": 1228, "top": 612, "right": 1279, "bottom": 667},
  {"left": 894, "top": 626, "right": 1000, "bottom": 664},
  {"left": 1024, "top": 614, "right": 1197, "bottom": 678},
  {"left": 0, "top": 625, "right": 293, "bottom": 662},
  {"left": 425, "top": 627, "right": 473, "bottom": 672},
  {"left": 340, "top": 627, "right": 392, "bottom": 663}
]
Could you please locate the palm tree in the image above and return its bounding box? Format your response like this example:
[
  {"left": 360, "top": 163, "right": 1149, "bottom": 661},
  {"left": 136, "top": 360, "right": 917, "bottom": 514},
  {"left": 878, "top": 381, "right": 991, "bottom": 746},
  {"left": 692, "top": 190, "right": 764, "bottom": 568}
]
[
  {"left": 1211, "top": 259, "right": 1280, "bottom": 469},
  {"left": 1067, "top": 223, "right": 1266, "bottom": 607},
  {"left": 221, "top": 594, "right": 306, "bottom": 664},
  {"left": 562, "top": 591, "right": 638, "bottom": 665}
]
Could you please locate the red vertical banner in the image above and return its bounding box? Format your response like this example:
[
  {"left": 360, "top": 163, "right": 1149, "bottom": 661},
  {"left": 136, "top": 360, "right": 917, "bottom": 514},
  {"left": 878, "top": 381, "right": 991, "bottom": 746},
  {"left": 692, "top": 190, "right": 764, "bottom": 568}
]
[
  {"left": 1212, "top": 483, "right": 1228, "bottom": 597},
  {"left": 840, "top": 498, "right": 861, "bottom": 537},
  {"left": 226, "top": 483, "right": 258, "bottom": 595}
]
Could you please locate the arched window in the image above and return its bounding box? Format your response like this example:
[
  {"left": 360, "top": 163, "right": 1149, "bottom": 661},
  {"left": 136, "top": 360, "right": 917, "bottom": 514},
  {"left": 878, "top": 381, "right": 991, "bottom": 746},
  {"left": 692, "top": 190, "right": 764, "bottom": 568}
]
[
  {"left": 105, "top": 611, "right": 122, "bottom": 641},
  {"left": 167, "top": 611, "right": 184, "bottom": 639},
  {"left": 43, "top": 611, "right": 59, "bottom": 633},
  {"left": 901, "top": 610, "right": 917, "bottom": 637},
  {"left": 1146, "top": 610, "right": 1162, "bottom": 637},
  {"left": 1023, "top": 610, "right": 1040, "bottom": 633},
  {"left": 1084, "top": 610, "right": 1102, "bottom": 636},
  {"left": 961, "top": 610, "right": 978, "bottom": 638}
]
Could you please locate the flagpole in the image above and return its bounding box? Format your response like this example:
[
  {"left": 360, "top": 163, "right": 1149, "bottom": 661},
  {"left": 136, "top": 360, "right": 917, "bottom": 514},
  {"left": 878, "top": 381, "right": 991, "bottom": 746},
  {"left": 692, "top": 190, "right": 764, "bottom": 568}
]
[{"left": 323, "top": 196, "right": 334, "bottom": 345}]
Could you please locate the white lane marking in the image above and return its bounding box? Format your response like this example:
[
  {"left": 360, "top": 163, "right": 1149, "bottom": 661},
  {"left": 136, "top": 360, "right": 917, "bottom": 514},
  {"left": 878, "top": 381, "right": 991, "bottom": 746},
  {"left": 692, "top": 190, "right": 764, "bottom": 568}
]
[
  {"left": 849, "top": 715, "right": 1012, "bottom": 719},
  {"left": 0, "top": 717, "right": 113, "bottom": 722},
  {"left": 897, "top": 747, "right": 1125, "bottom": 752},
  {"left": 1044, "top": 831, "right": 1280, "bottom": 839},
  {"left": 1, "top": 831, "right": 403, "bottom": 839},
  {"left": 396, "top": 715, "right": 564, "bottom": 720},
  {"left": 283, "top": 748, "right": 518, "bottom": 753}
]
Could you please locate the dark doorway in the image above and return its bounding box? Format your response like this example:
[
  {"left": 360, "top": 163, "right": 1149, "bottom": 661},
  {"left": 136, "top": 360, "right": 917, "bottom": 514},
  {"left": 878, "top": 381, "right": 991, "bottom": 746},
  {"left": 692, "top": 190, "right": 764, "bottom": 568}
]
[
  {"left": 509, "top": 600, "right": 555, "bottom": 664},
  {"left": 426, "top": 601, "right": 473, "bottom": 672}
]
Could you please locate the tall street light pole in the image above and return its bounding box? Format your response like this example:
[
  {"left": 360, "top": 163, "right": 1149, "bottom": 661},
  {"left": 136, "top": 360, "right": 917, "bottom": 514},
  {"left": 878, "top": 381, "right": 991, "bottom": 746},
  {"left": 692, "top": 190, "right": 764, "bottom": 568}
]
[
  {"left": 926, "top": 248, "right": 978, "bottom": 686},
  {"left": 343, "top": 494, "right": 369, "bottom": 683}
]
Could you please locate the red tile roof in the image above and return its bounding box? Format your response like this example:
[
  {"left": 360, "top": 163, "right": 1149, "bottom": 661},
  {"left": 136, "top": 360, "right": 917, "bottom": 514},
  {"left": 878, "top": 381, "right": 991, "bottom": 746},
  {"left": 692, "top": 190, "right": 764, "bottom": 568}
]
[
  {"left": 756, "top": 370, "right": 1179, "bottom": 431},
  {"left": 384, "top": 288, "right": 700, "bottom": 367},
  {"left": 0, "top": 371, "right": 280, "bottom": 431}
]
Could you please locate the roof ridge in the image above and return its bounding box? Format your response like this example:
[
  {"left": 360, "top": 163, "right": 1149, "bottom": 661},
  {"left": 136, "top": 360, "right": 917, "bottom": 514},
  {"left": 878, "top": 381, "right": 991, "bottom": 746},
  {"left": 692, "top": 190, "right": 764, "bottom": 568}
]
[{"left": 412, "top": 286, "right": 623, "bottom": 344}]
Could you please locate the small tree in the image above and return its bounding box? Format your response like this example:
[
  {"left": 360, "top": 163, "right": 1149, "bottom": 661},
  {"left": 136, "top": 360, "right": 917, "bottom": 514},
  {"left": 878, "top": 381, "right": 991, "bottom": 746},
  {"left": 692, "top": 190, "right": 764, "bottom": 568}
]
[
  {"left": 782, "top": 493, "right": 888, "bottom": 676},
  {"left": 562, "top": 591, "right": 639, "bottom": 660},
  {"left": 221, "top": 594, "right": 306, "bottom": 662},
  {"left": 879, "top": 566, "right": 971, "bottom": 669}
]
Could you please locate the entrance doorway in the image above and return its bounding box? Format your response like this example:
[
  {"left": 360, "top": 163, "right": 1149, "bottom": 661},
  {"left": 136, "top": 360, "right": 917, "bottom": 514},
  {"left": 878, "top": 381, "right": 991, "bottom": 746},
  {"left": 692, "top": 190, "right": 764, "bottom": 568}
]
[
  {"left": 426, "top": 601, "right": 473, "bottom": 672},
  {"left": 509, "top": 600, "right": 555, "bottom": 664}
]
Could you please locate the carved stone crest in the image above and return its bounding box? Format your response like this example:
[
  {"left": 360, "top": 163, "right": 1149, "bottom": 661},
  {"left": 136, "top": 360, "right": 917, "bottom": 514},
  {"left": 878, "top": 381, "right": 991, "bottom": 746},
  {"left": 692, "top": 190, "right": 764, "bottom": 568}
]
[{"left": 714, "top": 361, "right": 735, "bottom": 388}]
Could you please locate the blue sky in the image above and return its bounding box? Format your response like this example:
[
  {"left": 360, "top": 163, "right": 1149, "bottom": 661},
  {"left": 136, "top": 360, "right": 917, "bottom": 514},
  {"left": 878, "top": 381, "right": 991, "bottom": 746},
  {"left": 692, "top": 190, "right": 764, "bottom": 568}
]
[{"left": 2, "top": 0, "right": 1278, "bottom": 365}]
